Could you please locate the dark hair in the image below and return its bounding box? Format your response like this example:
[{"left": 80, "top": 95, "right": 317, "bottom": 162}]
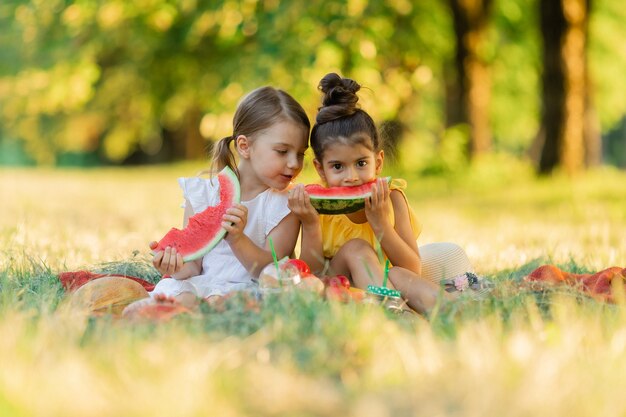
[
  {"left": 211, "top": 86, "right": 310, "bottom": 175},
  {"left": 310, "top": 73, "right": 380, "bottom": 161}
]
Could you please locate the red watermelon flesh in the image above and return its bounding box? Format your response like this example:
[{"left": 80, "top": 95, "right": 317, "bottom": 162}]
[
  {"left": 304, "top": 177, "right": 391, "bottom": 215},
  {"left": 154, "top": 166, "right": 241, "bottom": 261}
]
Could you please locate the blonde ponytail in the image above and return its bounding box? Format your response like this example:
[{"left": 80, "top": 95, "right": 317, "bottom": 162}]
[{"left": 209, "top": 135, "right": 238, "bottom": 177}]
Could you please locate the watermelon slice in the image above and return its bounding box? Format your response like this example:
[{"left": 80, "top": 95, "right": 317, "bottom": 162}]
[
  {"left": 154, "top": 166, "right": 241, "bottom": 261},
  {"left": 305, "top": 177, "right": 391, "bottom": 214}
]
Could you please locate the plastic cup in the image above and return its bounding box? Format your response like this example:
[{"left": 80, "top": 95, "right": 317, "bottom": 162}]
[
  {"left": 258, "top": 259, "right": 302, "bottom": 295},
  {"left": 364, "top": 285, "right": 407, "bottom": 312}
]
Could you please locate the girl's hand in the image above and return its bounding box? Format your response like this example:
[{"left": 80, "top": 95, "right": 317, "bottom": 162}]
[
  {"left": 149, "top": 241, "right": 184, "bottom": 276},
  {"left": 223, "top": 203, "right": 248, "bottom": 245},
  {"left": 288, "top": 184, "right": 319, "bottom": 227},
  {"left": 364, "top": 177, "right": 393, "bottom": 237}
]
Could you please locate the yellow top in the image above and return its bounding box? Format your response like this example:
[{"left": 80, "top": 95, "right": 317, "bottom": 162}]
[{"left": 319, "top": 178, "right": 421, "bottom": 259}]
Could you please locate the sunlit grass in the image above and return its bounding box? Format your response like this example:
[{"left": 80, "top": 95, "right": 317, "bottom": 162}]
[{"left": 1, "top": 162, "right": 626, "bottom": 416}]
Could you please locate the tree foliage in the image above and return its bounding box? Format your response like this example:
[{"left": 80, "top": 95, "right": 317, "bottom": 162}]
[
  {"left": 0, "top": 0, "right": 625, "bottom": 168},
  {"left": 0, "top": 0, "right": 455, "bottom": 164}
]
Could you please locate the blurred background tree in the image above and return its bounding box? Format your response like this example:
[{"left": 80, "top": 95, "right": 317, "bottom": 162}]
[
  {"left": 447, "top": 0, "right": 494, "bottom": 157},
  {"left": 1, "top": 0, "right": 625, "bottom": 173},
  {"left": 537, "top": 0, "right": 598, "bottom": 174}
]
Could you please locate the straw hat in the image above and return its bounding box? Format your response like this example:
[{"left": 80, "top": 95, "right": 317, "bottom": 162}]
[
  {"left": 421, "top": 242, "right": 493, "bottom": 299},
  {"left": 420, "top": 242, "right": 474, "bottom": 284}
]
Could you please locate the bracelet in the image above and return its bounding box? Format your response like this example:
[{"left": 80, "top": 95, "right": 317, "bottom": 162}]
[{"left": 366, "top": 285, "right": 401, "bottom": 298}]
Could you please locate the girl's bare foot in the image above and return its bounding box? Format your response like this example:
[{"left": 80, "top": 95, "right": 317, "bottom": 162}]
[
  {"left": 122, "top": 293, "right": 190, "bottom": 320},
  {"left": 122, "top": 296, "right": 157, "bottom": 317}
]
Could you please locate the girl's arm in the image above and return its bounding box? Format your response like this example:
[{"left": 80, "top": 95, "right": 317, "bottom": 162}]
[
  {"left": 365, "top": 180, "right": 421, "bottom": 274},
  {"left": 151, "top": 200, "right": 203, "bottom": 279},
  {"left": 288, "top": 184, "right": 325, "bottom": 275},
  {"left": 224, "top": 205, "right": 301, "bottom": 277}
]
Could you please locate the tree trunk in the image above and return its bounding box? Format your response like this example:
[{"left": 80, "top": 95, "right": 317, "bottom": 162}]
[
  {"left": 583, "top": 1, "right": 602, "bottom": 167},
  {"left": 538, "top": 0, "right": 594, "bottom": 174},
  {"left": 448, "top": 0, "right": 493, "bottom": 157}
]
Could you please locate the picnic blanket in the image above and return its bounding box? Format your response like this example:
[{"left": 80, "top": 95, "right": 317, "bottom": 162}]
[
  {"left": 58, "top": 265, "right": 626, "bottom": 304},
  {"left": 58, "top": 270, "right": 156, "bottom": 292},
  {"left": 524, "top": 265, "right": 626, "bottom": 302}
]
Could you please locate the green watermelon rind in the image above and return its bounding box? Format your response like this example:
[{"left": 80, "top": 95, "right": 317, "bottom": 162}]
[
  {"left": 307, "top": 177, "right": 391, "bottom": 215},
  {"left": 310, "top": 199, "right": 365, "bottom": 215},
  {"left": 155, "top": 166, "right": 241, "bottom": 262},
  {"left": 183, "top": 166, "right": 241, "bottom": 261}
]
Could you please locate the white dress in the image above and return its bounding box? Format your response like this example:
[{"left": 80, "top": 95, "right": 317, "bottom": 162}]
[{"left": 150, "top": 176, "right": 291, "bottom": 298}]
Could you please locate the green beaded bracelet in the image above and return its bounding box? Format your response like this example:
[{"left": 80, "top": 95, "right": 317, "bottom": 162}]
[{"left": 366, "top": 285, "right": 401, "bottom": 298}]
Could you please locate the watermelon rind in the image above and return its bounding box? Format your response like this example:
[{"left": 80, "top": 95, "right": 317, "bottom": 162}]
[
  {"left": 154, "top": 166, "right": 241, "bottom": 262},
  {"left": 306, "top": 177, "right": 391, "bottom": 215}
]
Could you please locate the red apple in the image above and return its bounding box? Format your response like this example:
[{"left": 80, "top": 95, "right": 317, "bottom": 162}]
[
  {"left": 334, "top": 275, "right": 350, "bottom": 289},
  {"left": 282, "top": 259, "right": 312, "bottom": 276},
  {"left": 322, "top": 274, "right": 351, "bottom": 289},
  {"left": 324, "top": 286, "right": 351, "bottom": 302}
]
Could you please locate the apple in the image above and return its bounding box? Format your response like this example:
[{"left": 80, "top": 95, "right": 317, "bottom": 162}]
[
  {"left": 324, "top": 285, "right": 351, "bottom": 302},
  {"left": 282, "top": 259, "right": 312, "bottom": 276},
  {"left": 322, "top": 274, "right": 350, "bottom": 289},
  {"left": 296, "top": 276, "right": 325, "bottom": 295},
  {"left": 348, "top": 287, "right": 366, "bottom": 302}
]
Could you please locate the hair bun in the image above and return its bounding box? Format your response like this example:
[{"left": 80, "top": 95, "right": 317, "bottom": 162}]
[{"left": 316, "top": 73, "right": 361, "bottom": 124}]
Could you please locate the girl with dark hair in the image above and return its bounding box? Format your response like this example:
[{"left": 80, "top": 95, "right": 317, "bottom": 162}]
[
  {"left": 289, "top": 73, "right": 481, "bottom": 314},
  {"left": 130, "top": 86, "right": 310, "bottom": 310}
]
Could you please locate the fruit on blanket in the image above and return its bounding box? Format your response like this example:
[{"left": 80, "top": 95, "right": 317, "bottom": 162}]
[
  {"left": 283, "top": 259, "right": 311, "bottom": 276},
  {"left": 325, "top": 285, "right": 351, "bottom": 302},
  {"left": 348, "top": 287, "right": 366, "bottom": 302},
  {"left": 524, "top": 264, "right": 626, "bottom": 302},
  {"left": 321, "top": 274, "right": 350, "bottom": 289},
  {"left": 70, "top": 276, "right": 149, "bottom": 316},
  {"left": 325, "top": 285, "right": 366, "bottom": 303},
  {"left": 154, "top": 166, "right": 241, "bottom": 261},
  {"left": 304, "top": 177, "right": 391, "bottom": 214},
  {"left": 324, "top": 285, "right": 367, "bottom": 303},
  {"left": 296, "top": 276, "right": 325, "bottom": 295}
]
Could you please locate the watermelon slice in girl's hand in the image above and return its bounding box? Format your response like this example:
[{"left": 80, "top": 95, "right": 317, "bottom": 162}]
[
  {"left": 154, "top": 166, "right": 241, "bottom": 261},
  {"left": 304, "top": 177, "right": 391, "bottom": 215}
]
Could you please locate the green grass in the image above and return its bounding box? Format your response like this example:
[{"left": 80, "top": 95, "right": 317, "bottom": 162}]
[{"left": 1, "top": 162, "right": 626, "bottom": 416}]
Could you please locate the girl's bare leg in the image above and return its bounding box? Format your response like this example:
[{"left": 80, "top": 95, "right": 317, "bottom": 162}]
[
  {"left": 328, "top": 238, "right": 390, "bottom": 289},
  {"left": 388, "top": 267, "right": 453, "bottom": 314},
  {"left": 328, "top": 238, "right": 454, "bottom": 315}
]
